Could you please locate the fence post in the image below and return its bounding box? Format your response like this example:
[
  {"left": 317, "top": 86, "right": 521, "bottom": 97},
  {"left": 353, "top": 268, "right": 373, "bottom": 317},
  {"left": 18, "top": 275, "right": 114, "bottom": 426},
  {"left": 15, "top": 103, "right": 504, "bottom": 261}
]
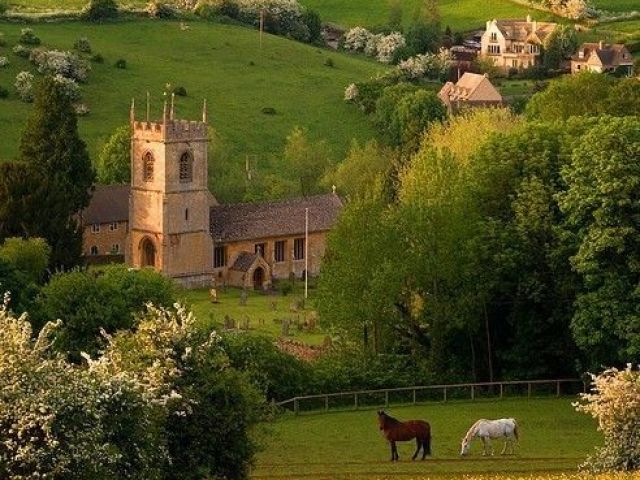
[
  {"left": 385, "top": 390, "right": 389, "bottom": 407},
  {"left": 499, "top": 383, "right": 503, "bottom": 399},
  {"left": 471, "top": 385, "right": 475, "bottom": 401},
  {"left": 354, "top": 393, "right": 358, "bottom": 410},
  {"left": 443, "top": 387, "right": 447, "bottom": 402},
  {"left": 325, "top": 395, "right": 329, "bottom": 411},
  {"left": 527, "top": 383, "right": 532, "bottom": 398},
  {"left": 294, "top": 398, "right": 299, "bottom": 415},
  {"left": 412, "top": 389, "right": 416, "bottom": 405},
  {"left": 556, "top": 380, "right": 561, "bottom": 397}
]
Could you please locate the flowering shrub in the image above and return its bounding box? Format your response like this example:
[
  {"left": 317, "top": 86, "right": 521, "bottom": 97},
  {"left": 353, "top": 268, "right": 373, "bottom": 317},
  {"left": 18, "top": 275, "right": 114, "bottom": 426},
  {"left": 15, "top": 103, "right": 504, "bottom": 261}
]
[
  {"left": 146, "top": 1, "right": 177, "bottom": 18},
  {"left": 398, "top": 49, "right": 452, "bottom": 80},
  {"left": 29, "top": 48, "right": 91, "bottom": 82},
  {"left": 52, "top": 74, "right": 81, "bottom": 102},
  {"left": 12, "top": 44, "right": 30, "bottom": 58},
  {"left": 236, "top": 0, "right": 308, "bottom": 41},
  {"left": 14, "top": 71, "right": 34, "bottom": 102},
  {"left": 540, "top": 0, "right": 594, "bottom": 19},
  {"left": 344, "top": 27, "right": 373, "bottom": 52},
  {"left": 0, "top": 57, "right": 8, "bottom": 68},
  {"left": 344, "top": 83, "right": 359, "bottom": 102},
  {"left": 376, "top": 32, "right": 405, "bottom": 63},
  {"left": 343, "top": 27, "right": 406, "bottom": 64},
  {"left": 73, "top": 36, "right": 92, "bottom": 53},
  {"left": 575, "top": 364, "right": 640, "bottom": 471},
  {"left": 19, "top": 28, "right": 41, "bottom": 46}
]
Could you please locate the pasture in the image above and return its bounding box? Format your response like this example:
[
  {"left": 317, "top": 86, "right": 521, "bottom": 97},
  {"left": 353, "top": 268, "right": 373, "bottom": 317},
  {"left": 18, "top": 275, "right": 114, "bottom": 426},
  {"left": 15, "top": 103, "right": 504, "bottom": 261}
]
[
  {"left": 0, "top": 19, "right": 382, "bottom": 163},
  {"left": 253, "top": 398, "right": 600, "bottom": 479}
]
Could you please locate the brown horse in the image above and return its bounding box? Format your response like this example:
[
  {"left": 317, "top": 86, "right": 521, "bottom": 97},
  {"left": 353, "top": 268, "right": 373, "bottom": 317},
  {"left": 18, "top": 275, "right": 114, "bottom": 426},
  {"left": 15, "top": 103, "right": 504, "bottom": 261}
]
[{"left": 377, "top": 410, "right": 431, "bottom": 461}]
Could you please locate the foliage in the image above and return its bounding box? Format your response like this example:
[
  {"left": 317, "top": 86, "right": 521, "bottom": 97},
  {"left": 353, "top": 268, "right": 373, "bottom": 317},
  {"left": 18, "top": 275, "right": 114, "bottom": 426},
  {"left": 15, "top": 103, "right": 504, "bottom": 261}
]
[
  {"left": 114, "top": 58, "right": 127, "bottom": 69},
  {"left": 73, "top": 36, "right": 92, "bottom": 53},
  {"left": 84, "top": 0, "right": 119, "bottom": 21},
  {"left": 34, "top": 266, "right": 176, "bottom": 360},
  {"left": 52, "top": 74, "right": 81, "bottom": 102},
  {"left": 397, "top": 49, "right": 451, "bottom": 80},
  {"left": 559, "top": 116, "right": 640, "bottom": 366},
  {"left": 147, "top": 1, "right": 177, "bottom": 18},
  {"left": 29, "top": 48, "right": 91, "bottom": 83},
  {"left": 0, "top": 76, "right": 94, "bottom": 268},
  {"left": 283, "top": 126, "right": 332, "bottom": 197},
  {"left": 221, "top": 333, "right": 312, "bottom": 400},
  {"left": 14, "top": 71, "right": 34, "bottom": 102},
  {"left": 543, "top": 24, "right": 579, "bottom": 70},
  {"left": 0, "top": 56, "right": 9, "bottom": 68},
  {"left": 0, "top": 237, "right": 50, "bottom": 285},
  {"left": 576, "top": 365, "right": 640, "bottom": 471},
  {"left": 301, "top": 8, "right": 322, "bottom": 44},
  {"left": 0, "top": 85, "right": 8, "bottom": 99},
  {"left": 404, "top": 21, "right": 441, "bottom": 57},
  {"left": 19, "top": 28, "right": 41, "bottom": 46},
  {"left": 97, "top": 124, "right": 131, "bottom": 184},
  {"left": 343, "top": 27, "right": 407, "bottom": 63}
]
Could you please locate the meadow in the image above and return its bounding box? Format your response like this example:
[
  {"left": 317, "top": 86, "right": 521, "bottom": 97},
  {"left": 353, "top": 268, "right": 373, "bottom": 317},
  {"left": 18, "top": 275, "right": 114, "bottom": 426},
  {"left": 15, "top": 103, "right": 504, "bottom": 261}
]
[
  {"left": 0, "top": 19, "right": 382, "bottom": 163},
  {"left": 253, "top": 398, "right": 601, "bottom": 479}
]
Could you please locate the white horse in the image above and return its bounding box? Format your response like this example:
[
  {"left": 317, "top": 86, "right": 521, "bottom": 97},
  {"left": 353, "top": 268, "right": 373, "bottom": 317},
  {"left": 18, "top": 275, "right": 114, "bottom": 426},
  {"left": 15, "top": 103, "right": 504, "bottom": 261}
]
[{"left": 460, "top": 418, "right": 519, "bottom": 456}]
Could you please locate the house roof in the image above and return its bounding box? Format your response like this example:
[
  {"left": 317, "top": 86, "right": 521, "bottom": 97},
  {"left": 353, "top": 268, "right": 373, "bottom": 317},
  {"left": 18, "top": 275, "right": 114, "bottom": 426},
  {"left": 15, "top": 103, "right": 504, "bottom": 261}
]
[
  {"left": 492, "top": 19, "right": 556, "bottom": 43},
  {"left": 82, "top": 184, "right": 130, "bottom": 225},
  {"left": 229, "top": 251, "right": 260, "bottom": 272},
  {"left": 210, "top": 193, "right": 343, "bottom": 243},
  {"left": 438, "top": 73, "right": 503, "bottom": 104},
  {"left": 571, "top": 42, "right": 633, "bottom": 67}
]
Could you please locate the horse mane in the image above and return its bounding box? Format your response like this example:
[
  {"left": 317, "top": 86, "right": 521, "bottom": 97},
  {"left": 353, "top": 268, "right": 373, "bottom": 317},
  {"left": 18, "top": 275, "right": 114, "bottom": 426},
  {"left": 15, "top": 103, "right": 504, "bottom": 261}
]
[
  {"left": 380, "top": 412, "right": 402, "bottom": 427},
  {"left": 463, "top": 419, "right": 486, "bottom": 442}
]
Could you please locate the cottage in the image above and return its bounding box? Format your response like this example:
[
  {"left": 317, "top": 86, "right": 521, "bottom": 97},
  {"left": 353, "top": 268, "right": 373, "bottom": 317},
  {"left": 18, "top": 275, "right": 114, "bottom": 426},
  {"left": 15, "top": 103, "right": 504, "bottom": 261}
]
[
  {"left": 480, "top": 16, "right": 557, "bottom": 71},
  {"left": 571, "top": 41, "right": 634, "bottom": 76},
  {"left": 81, "top": 102, "right": 342, "bottom": 288},
  {"left": 438, "top": 72, "right": 503, "bottom": 113}
]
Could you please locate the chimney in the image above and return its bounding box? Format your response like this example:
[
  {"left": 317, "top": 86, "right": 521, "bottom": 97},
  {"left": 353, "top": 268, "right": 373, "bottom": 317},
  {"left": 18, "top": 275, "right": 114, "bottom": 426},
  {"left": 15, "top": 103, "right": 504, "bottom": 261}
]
[{"left": 599, "top": 40, "right": 604, "bottom": 50}]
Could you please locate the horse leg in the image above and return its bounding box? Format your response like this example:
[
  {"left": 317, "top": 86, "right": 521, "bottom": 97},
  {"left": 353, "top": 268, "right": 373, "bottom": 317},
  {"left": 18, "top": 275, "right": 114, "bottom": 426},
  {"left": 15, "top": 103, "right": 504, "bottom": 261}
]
[
  {"left": 481, "top": 437, "right": 488, "bottom": 456},
  {"left": 421, "top": 438, "right": 430, "bottom": 460},
  {"left": 412, "top": 439, "right": 420, "bottom": 461},
  {"left": 391, "top": 441, "right": 399, "bottom": 461},
  {"left": 501, "top": 438, "right": 507, "bottom": 455}
]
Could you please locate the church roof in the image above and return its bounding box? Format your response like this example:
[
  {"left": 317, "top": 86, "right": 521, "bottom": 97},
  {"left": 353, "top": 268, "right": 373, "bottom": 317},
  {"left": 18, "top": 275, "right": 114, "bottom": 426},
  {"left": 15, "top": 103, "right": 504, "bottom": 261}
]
[
  {"left": 229, "top": 251, "right": 260, "bottom": 272},
  {"left": 82, "top": 184, "right": 130, "bottom": 225},
  {"left": 210, "top": 193, "right": 343, "bottom": 243}
]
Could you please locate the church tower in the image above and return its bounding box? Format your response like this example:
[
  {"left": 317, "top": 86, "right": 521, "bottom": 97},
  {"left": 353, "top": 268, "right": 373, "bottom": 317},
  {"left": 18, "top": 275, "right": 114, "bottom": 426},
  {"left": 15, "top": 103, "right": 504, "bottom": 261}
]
[{"left": 127, "top": 97, "right": 213, "bottom": 286}]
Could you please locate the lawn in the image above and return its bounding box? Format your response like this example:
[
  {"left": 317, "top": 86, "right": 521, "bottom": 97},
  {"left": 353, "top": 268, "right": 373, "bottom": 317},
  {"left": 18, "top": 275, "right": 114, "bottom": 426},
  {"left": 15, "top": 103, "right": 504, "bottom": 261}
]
[
  {"left": 179, "top": 284, "right": 329, "bottom": 345},
  {"left": 300, "top": 0, "right": 557, "bottom": 31},
  {"left": 0, "top": 19, "right": 383, "bottom": 165},
  {"left": 253, "top": 398, "right": 601, "bottom": 479},
  {"left": 592, "top": 0, "right": 640, "bottom": 12}
]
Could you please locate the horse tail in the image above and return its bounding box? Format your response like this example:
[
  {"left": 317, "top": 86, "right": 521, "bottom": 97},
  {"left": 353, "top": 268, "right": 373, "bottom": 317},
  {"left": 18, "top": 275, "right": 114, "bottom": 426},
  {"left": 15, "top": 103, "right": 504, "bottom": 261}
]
[
  {"left": 512, "top": 419, "right": 519, "bottom": 441},
  {"left": 424, "top": 425, "right": 432, "bottom": 456}
]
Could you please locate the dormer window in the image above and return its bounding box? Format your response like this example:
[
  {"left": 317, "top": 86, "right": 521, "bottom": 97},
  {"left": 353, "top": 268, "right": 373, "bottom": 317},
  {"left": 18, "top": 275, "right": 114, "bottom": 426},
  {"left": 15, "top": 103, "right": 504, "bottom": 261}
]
[
  {"left": 143, "top": 152, "right": 154, "bottom": 182},
  {"left": 179, "top": 151, "right": 193, "bottom": 183},
  {"left": 490, "top": 32, "right": 497, "bottom": 42}
]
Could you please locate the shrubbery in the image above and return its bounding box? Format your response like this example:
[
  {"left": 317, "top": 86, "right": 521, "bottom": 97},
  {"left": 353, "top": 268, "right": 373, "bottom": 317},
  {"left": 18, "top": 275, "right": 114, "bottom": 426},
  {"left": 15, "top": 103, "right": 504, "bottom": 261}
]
[
  {"left": 52, "top": 74, "right": 81, "bottom": 102},
  {"left": 73, "top": 36, "right": 92, "bottom": 53},
  {"left": 19, "top": 28, "right": 41, "bottom": 46},
  {"left": 343, "top": 27, "right": 407, "bottom": 64},
  {"left": 147, "top": 1, "right": 177, "bottom": 18},
  {"left": 12, "top": 45, "right": 30, "bottom": 58},
  {"left": 84, "top": 0, "right": 119, "bottom": 21},
  {"left": 0, "top": 85, "right": 8, "bottom": 99},
  {"left": 0, "top": 56, "right": 8, "bottom": 68},
  {"left": 29, "top": 49, "right": 91, "bottom": 83},
  {"left": 14, "top": 71, "right": 34, "bottom": 102}
]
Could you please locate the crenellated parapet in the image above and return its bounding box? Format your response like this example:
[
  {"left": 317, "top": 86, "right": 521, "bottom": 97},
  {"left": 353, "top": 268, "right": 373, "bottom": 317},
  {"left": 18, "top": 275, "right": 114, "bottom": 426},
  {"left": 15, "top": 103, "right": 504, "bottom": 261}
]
[{"left": 130, "top": 96, "right": 209, "bottom": 141}]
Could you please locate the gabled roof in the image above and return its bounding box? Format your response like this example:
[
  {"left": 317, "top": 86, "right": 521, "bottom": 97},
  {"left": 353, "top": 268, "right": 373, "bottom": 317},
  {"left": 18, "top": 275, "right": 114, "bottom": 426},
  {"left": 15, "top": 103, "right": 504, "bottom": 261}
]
[
  {"left": 82, "top": 184, "right": 130, "bottom": 225},
  {"left": 438, "top": 73, "right": 503, "bottom": 104},
  {"left": 229, "top": 251, "right": 260, "bottom": 272},
  {"left": 572, "top": 42, "right": 634, "bottom": 67},
  {"left": 491, "top": 18, "right": 556, "bottom": 43},
  {"left": 211, "top": 193, "right": 343, "bottom": 243}
]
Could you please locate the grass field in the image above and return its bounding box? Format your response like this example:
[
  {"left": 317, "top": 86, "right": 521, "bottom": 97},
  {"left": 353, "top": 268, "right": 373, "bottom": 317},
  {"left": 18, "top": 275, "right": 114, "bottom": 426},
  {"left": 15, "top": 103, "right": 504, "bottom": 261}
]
[
  {"left": 180, "top": 284, "right": 328, "bottom": 345},
  {"left": 0, "top": 19, "right": 382, "bottom": 164},
  {"left": 592, "top": 0, "right": 640, "bottom": 12},
  {"left": 253, "top": 398, "right": 600, "bottom": 479}
]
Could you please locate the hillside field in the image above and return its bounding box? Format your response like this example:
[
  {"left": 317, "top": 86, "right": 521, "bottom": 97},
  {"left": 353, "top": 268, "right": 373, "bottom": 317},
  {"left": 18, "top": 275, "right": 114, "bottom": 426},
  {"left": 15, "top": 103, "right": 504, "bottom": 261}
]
[
  {"left": 253, "top": 398, "right": 600, "bottom": 479},
  {"left": 0, "top": 19, "right": 382, "bottom": 163}
]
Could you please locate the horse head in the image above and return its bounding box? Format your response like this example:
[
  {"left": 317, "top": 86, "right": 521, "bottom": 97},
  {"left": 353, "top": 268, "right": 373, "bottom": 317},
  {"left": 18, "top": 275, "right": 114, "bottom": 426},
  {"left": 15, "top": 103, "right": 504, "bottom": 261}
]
[
  {"left": 460, "top": 437, "right": 471, "bottom": 456},
  {"left": 377, "top": 410, "right": 386, "bottom": 430}
]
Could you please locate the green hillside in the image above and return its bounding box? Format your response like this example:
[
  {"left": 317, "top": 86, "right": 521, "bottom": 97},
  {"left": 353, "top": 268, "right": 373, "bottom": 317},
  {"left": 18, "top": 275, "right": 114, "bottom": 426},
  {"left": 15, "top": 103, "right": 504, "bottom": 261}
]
[{"left": 0, "top": 19, "right": 383, "bottom": 164}]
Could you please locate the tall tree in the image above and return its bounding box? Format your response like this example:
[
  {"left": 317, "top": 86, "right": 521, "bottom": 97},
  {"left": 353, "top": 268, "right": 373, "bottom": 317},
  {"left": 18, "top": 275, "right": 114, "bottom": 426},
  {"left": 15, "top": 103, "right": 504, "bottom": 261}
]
[
  {"left": 97, "top": 125, "right": 130, "bottom": 184},
  {"left": 6, "top": 76, "right": 95, "bottom": 268},
  {"left": 283, "top": 127, "right": 332, "bottom": 197}
]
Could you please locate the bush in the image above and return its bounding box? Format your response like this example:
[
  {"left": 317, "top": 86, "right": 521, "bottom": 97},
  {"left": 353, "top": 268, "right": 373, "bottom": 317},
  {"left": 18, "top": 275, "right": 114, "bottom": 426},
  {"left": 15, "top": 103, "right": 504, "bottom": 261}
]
[
  {"left": 575, "top": 365, "right": 640, "bottom": 472},
  {"left": 53, "top": 74, "right": 81, "bottom": 102},
  {"left": 302, "top": 8, "right": 322, "bottom": 44},
  {"left": 173, "top": 85, "right": 187, "bottom": 96},
  {"left": 91, "top": 53, "right": 104, "bottom": 63},
  {"left": 147, "top": 1, "right": 177, "bottom": 18},
  {"left": 0, "top": 2, "right": 6, "bottom": 15},
  {"left": 84, "top": 0, "right": 118, "bottom": 21},
  {"left": 14, "top": 71, "right": 34, "bottom": 103},
  {"left": 73, "top": 36, "right": 92, "bottom": 53},
  {"left": 0, "top": 56, "right": 8, "bottom": 68},
  {"left": 0, "top": 85, "right": 8, "bottom": 99},
  {"left": 0, "top": 33, "right": 6, "bottom": 47},
  {"left": 115, "top": 58, "right": 127, "bottom": 69},
  {"left": 324, "top": 57, "right": 334, "bottom": 67},
  {"left": 19, "top": 28, "right": 41, "bottom": 46},
  {"left": 29, "top": 48, "right": 91, "bottom": 83},
  {"left": 12, "top": 45, "right": 31, "bottom": 58},
  {"left": 261, "top": 106, "right": 276, "bottom": 115}
]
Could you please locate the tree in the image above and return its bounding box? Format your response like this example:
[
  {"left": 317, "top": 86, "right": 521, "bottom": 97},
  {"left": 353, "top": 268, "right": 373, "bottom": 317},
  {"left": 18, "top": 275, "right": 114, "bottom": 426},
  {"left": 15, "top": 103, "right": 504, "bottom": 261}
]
[
  {"left": 84, "top": 0, "right": 118, "bottom": 21},
  {"left": 0, "top": 237, "right": 50, "bottom": 285},
  {"left": 97, "top": 124, "right": 131, "bottom": 184},
  {"left": 6, "top": 76, "right": 95, "bottom": 268},
  {"left": 543, "top": 24, "right": 578, "bottom": 70},
  {"left": 283, "top": 127, "right": 332, "bottom": 197},
  {"left": 391, "top": 89, "right": 447, "bottom": 153},
  {"left": 558, "top": 116, "right": 640, "bottom": 367},
  {"left": 405, "top": 21, "right": 441, "bottom": 55},
  {"left": 606, "top": 77, "right": 640, "bottom": 116},
  {"left": 302, "top": 9, "right": 322, "bottom": 44}
]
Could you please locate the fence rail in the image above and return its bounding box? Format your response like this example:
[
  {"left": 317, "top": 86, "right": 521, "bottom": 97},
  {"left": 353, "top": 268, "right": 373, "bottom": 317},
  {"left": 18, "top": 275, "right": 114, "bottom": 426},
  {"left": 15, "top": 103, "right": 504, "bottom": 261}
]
[{"left": 276, "top": 378, "right": 585, "bottom": 415}]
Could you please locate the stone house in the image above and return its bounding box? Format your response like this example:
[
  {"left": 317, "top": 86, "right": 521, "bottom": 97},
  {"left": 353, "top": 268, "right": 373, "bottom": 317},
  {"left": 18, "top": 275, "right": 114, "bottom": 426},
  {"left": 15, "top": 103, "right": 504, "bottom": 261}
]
[
  {"left": 480, "top": 16, "right": 557, "bottom": 71},
  {"left": 438, "top": 72, "right": 503, "bottom": 113},
  {"left": 81, "top": 102, "right": 342, "bottom": 288},
  {"left": 571, "top": 41, "right": 634, "bottom": 76}
]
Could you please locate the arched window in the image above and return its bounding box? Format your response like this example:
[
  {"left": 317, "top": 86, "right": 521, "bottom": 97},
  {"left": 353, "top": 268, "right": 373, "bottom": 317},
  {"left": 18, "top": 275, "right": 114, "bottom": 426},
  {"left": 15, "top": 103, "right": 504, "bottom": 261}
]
[
  {"left": 179, "top": 151, "right": 193, "bottom": 183},
  {"left": 143, "top": 152, "right": 154, "bottom": 182}
]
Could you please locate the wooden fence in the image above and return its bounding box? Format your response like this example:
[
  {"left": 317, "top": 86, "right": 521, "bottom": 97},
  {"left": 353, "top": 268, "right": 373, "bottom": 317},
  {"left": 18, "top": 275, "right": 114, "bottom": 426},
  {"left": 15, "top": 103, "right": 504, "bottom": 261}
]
[{"left": 276, "top": 378, "right": 585, "bottom": 415}]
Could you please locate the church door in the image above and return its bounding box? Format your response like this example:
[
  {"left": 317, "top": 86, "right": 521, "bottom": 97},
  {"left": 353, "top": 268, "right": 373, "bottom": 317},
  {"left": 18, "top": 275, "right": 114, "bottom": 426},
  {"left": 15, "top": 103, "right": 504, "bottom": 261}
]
[
  {"left": 252, "top": 267, "right": 264, "bottom": 290},
  {"left": 141, "top": 238, "right": 156, "bottom": 267}
]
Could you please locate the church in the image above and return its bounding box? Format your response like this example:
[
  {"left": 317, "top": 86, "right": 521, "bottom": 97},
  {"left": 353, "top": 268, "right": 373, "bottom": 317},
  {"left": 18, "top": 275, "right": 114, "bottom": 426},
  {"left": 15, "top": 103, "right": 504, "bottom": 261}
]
[{"left": 80, "top": 101, "right": 343, "bottom": 288}]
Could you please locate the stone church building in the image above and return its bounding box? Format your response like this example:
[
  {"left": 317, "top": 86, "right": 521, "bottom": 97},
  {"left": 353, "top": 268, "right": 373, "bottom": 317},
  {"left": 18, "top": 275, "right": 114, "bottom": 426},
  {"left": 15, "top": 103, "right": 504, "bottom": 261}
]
[{"left": 80, "top": 102, "right": 342, "bottom": 288}]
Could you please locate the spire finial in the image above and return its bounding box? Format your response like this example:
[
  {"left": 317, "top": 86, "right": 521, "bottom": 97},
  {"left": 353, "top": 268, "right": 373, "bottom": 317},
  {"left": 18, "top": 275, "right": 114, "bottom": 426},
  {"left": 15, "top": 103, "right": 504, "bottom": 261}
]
[
  {"left": 163, "top": 100, "right": 168, "bottom": 125},
  {"left": 202, "top": 99, "right": 208, "bottom": 124},
  {"left": 170, "top": 93, "right": 175, "bottom": 121},
  {"left": 130, "top": 98, "right": 135, "bottom": 124}
]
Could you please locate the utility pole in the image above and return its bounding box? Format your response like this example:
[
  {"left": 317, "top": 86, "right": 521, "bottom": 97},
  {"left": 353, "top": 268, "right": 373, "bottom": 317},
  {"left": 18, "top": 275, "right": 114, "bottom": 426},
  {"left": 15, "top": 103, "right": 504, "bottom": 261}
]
[{"left": 304, "top": 207, "right": 309, "bottom": 300}]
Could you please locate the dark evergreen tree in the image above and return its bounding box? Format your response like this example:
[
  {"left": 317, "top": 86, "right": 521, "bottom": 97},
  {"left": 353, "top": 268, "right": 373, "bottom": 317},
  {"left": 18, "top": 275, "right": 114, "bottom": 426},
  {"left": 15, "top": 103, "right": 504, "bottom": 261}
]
[{"left": 5, "top": 76, "right": 95, "bottom": 268}]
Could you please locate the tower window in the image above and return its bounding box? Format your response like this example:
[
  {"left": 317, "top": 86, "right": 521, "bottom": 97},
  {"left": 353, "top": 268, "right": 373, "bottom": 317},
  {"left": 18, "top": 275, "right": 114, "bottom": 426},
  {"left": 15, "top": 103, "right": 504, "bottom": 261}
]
[
  {"left": 179, "top": 151, "right": 193, "bottom": 183},
  {"left": 143, "top": 152, "right": 154, "bottom": 182},
  {"left": 185, "top": 208, "right": 189, "bottom": 221}
]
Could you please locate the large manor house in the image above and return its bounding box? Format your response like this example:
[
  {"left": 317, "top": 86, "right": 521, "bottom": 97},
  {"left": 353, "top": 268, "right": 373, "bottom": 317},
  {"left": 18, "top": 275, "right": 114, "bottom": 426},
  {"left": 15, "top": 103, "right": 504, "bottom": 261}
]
[{"left": 80, "top": 102, "right": 342, "bottom": 288}]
